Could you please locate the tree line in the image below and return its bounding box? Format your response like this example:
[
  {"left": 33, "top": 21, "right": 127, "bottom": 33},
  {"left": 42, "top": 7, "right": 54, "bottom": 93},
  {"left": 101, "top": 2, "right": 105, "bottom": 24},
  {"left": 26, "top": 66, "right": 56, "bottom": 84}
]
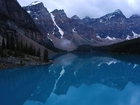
[{"left": 0, "top": 34, "right": 49, "bottom": 62}]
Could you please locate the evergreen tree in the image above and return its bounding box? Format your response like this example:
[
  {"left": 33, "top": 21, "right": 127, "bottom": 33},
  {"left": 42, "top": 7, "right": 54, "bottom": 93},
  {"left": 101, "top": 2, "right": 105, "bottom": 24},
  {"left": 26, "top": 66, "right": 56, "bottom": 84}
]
[
  {"left": 37, "top": 48, "right": 41, "bottom": 57},
  {"left": 0, "top": 47, "right": 2, "bottom": 56},
  {"left": 14, "top": 50, "right": 17, "bottom": 57},
  {"left": 16, "top": 40, "right": 20, "bottom": 51},
  {"left": 43, "top": 49, "right": 49, "bottom": 62},
  {"left": 28, "top": 44, "right": 33, "bottom": 55},
  {"left": 6, "top": 33, "right": 9, "bottom": 49},
  {"left": 1, "top": 50, "right": 4, "bottom": 57},
  {"left": 20, "top": 41, "right": 23, "bottom": 51},
  {"left": 33, "top": 47, "right": 36, "bottom": 56},
  {"left": 8, "top": 49, "right": 12, "bottom": 56},
  {"left": 2, "top": 36, "right": 5, "bottom": 50},
  {"left": 25, "top": 43, "right": 28, "bottom": 54},
  {"left": 10, "top": 35, "right": 15, "bottom": 51},
  {"left": 0, "top": 47, "right": 4, "bottom": 57}
]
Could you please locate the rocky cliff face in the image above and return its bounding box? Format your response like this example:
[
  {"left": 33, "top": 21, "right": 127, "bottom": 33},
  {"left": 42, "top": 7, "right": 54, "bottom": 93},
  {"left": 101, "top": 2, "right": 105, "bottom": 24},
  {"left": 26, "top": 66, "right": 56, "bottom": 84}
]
[
  {"left": 23, "top": 2, "right": 140, "bottom": 51},
  {"left": 23, "top": 2, "right": 97, "bottom": 51},
  {"left": 0, "top": 0, "right": 43, "bottom": 44},
  {"left": 23, "top": 2, "right": 54, "bottom": 35},
  {"left": 82, "top": 9, "right": 140, "bottom": 39},
  {"left": 0, "top": 0, "right": 57, "bottom": 56},
  {"left": 22, "top": 1, "right": 59, "bottom": 52}
]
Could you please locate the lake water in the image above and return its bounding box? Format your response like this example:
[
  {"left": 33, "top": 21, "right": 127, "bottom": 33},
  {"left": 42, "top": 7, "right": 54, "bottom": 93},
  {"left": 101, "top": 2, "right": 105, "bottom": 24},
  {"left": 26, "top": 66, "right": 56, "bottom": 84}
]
[{"left": 1, "top": 53, "right": 140, "bottom": 105}]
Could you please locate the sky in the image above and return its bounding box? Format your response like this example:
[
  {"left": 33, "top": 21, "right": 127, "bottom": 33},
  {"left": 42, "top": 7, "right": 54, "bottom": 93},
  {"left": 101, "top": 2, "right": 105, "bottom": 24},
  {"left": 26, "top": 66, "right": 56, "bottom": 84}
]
[{"left": 17, "top": 0, "right": 140, "bottom": 19}]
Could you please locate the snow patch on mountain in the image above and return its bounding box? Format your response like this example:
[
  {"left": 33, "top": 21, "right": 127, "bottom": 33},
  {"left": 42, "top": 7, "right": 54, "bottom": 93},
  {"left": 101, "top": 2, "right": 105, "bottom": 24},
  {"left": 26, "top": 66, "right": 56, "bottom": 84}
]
[
  {"left": 126, "top": 35, "right": 131, "bottom": 40},
  {"left": 104, "top": 14, "right": 116, "bottom": 20},
  {"left": 29, "top": 1, "right": 41, "bottom": 6},
  {"left": 34, "top": 18, "right": 38, "bottom": 20},
  {"left": 132, "top": 31, "right": 140, "bottom": 38},
  {"left": 108, "top": 15, "right": 115, "bottom": 19},
  {"left": 72, "top": 28, "right": 77, "bottom": 33},
  {"left": 99, "top": 19, "right": 103, "bottom": 23},
  {"left": 105, "top": 36, "right": 116, "bottom": 40},
  {"left": 50, "top": 13, "right": 64, "bottom": 39},
  {"left": 96, "top": 35, "right": 102, "bottom": 39},
  {"left": 126, "top": 31, "right": 140, "bottom": 40},
  {"left": 47, "top": 34, "right": 53, "bottom": 41},
  {"left": 27, "top": 11, "right": 31, "bottom": 13}
]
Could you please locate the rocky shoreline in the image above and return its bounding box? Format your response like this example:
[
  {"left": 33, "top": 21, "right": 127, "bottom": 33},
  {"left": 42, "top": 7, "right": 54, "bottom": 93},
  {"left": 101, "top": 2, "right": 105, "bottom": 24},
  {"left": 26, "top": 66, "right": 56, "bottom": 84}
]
[{"left": 0, "top": 55, "right": 53, "bottom": 70}]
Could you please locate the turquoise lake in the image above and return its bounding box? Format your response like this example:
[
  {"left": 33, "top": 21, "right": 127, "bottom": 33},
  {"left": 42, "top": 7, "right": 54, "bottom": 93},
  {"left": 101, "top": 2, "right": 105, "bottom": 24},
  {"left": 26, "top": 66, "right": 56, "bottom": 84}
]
[{"left": 1, "top": 53, "right": 140, "bottom": 105}]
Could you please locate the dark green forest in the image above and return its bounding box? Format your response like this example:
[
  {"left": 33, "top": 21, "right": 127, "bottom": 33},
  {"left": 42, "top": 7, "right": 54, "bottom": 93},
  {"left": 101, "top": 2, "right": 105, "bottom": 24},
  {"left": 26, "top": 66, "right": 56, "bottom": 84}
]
[
  {"left": 75, "top": 38, "right": 140, "bottom": 54},
  {"left": 0, "top": 34, "right": 49, "bottom": 62}
]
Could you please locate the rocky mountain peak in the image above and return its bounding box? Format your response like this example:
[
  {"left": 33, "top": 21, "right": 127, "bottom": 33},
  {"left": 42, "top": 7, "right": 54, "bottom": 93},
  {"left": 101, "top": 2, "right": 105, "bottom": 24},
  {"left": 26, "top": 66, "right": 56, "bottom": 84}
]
[
  {"left": 82, "top": 16, "right": 93, "bottom": 23},
  {"left": 112, "top": 9, "right": 125, "bottom": 17},
  {"left": 23, "top": 1, "right": 50, "bottom": 20},
  {"left": 130, "top": 14, "right": 140, "bottom": 18},
  {"left": 23, "top": 1, "right": 54, "bottom": 38},
  {"left": 71, "top": 15, "right": 80, "bottom": 20},
  {"left": 83, "top": 16, "right": 91, "bottom": 20},
  {"left": 52, "top": 9, "right": 64, "bottom": 13},
  {"left": 51, "top": 9, "right": 67, "bottom": 18},
  {"left": 101, "top": 9, "right": 126, "bottom": 21},
  {"left": 24, "top": 1, "right": 46, "bottom": 13},
  {"left": 29, "top": 1, "right": 42, "bottom": 6},
  {"left": 114, "top": 9, "right": 122, "bottom": 14}
]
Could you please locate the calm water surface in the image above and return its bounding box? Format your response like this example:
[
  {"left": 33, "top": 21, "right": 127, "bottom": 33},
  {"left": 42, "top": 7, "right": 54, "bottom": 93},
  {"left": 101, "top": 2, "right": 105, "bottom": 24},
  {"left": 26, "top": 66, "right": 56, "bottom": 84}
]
[{"left": 1, "top": 53, "right": 140, "bottom": 105}]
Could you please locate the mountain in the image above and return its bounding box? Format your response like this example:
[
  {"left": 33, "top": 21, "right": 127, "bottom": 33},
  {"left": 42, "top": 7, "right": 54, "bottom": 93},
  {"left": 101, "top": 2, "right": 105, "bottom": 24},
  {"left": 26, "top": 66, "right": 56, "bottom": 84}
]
[
  {"left": 23, "top": 1, "right": 98, "bottom": 51},
  {"left": 22, "top": 1, "right": 63, "bottom": 52},
  {"left": 23, "top": 1, "right": 140, "bottom": 51},
  {"left": 82, "top": 9, "right": 140, "bottom": 39},
  {"left": 0, "top": 0, "right": 55, "bottom": 57}
]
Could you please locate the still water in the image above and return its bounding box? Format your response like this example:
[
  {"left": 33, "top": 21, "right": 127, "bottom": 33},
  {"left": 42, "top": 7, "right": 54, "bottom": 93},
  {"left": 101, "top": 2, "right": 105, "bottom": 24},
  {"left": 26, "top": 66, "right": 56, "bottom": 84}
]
[{"left": 1, "top": 53, "right": 140, "bottom": 105}]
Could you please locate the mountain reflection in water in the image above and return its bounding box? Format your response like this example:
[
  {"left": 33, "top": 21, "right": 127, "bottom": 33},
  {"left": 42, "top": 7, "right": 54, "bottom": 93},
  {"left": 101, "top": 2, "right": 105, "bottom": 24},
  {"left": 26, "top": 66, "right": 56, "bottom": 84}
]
[{"left": 0, "top": 53, "right": 140, "bottom": 105}]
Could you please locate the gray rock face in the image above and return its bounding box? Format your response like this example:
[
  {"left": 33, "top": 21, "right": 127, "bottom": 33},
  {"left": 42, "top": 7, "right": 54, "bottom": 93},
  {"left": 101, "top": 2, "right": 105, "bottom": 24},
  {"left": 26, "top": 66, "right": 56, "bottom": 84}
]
[
  {"left": 23, "top": 2, "right": 54, "bottom": 35},
  {"left": 0, "top": 0, "right": 43, "bottom": 45},
  {"left": 23, "top": 2, "right": 64, "bottom": 51},
  {"left": 82, "top": 9, "right": 140, "bottom": 39},
  {"left": 24, "top": 2, "right": 96, "bottom": 51},
  {"left": 129, "top": 15, "right": 140, "bottom": 33},
  {"left": 23, "top": 2, "right": 140, "bottom": 51}
]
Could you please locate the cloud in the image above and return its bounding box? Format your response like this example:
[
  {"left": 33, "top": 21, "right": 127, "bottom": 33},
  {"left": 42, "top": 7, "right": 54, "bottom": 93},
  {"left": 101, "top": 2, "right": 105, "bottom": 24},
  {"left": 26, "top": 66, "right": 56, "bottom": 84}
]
[{"left": 18, "top": 0, "right": 140, "bottom": 18}]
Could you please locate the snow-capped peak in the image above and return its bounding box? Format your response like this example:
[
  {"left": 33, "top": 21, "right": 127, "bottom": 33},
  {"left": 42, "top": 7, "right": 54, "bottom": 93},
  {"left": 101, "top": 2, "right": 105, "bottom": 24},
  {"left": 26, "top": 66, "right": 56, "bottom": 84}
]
[
  {"left": 71, "top": 15, "right": 80, "bottom": 20},
  {"left": 114, "top": 9, "right": 122, "bottom": 14},
  {"left": 100, "top": 9, "right": 123, "bottom": 20},
  {"left": 29, "top": 1, "right": 42, "bottom": 6}
]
